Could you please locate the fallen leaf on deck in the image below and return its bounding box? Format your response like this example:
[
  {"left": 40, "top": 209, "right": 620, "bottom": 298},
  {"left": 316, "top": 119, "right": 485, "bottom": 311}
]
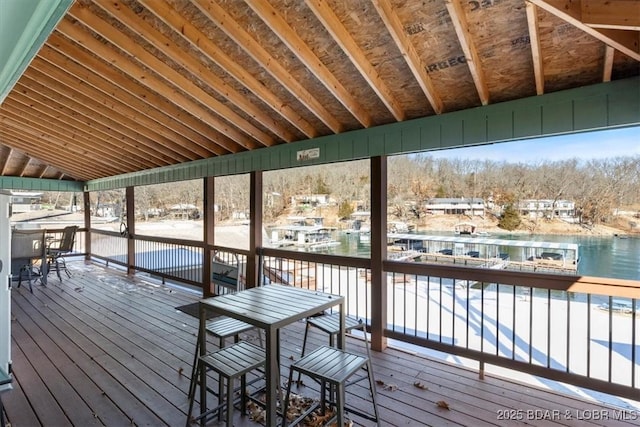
[
  {"left": 383, "top": 383, "right": 398, "bottom": 391},
  {"left": 375, "top": 379, "right": 384, "bottom": 386},
  {"left": 413, "top": 381, "right": 427, "bottom": 390},
  {"left": 74, "top": 287, "right": 83, "bottom": 292},
  {"left": 436, "top": 400, "right": 450, "bottom": 410},
  {"left": 177, "top": 367, "right": 184, "bottom": 376}
]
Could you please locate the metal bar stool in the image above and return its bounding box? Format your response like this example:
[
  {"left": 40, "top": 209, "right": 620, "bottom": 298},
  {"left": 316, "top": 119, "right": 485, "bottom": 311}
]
[
  {"left": 186, "top": 316, "right": 262, "bottom": 424},
  {"left": 298, "top": 313, "right": 371, "bottom": 384},
  {"left": 282, "top": 346, "right": 380, "bottom": 427},
  {"left": 186, "top": 341, "right": 265, "bottom": 427}
]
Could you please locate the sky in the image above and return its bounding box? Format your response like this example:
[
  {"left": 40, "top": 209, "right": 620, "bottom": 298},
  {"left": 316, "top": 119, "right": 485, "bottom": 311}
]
[{"left": 426, "top": 126, "right": 640, "bottom": 163}]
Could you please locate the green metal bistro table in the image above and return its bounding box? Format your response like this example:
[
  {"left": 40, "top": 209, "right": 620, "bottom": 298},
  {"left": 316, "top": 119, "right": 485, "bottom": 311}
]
[{"left": 198, "top": 284, "right": 345, "bottom": 427}]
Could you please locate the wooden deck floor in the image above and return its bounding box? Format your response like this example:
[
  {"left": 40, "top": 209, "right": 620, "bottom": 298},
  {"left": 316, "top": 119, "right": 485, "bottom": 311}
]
[{"left": 3, "top": 262, "right": 639, "bottom": 427}]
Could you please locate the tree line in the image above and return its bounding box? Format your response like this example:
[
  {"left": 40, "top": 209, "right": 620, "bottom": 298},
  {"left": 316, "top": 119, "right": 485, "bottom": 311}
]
[{"left": 43, "top": 153, "right": 640, "bottom": 227}]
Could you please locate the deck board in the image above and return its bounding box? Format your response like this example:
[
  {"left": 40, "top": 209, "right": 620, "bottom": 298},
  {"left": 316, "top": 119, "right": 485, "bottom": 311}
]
[{"left": 2, "top": 261, "right": 638, "bottom": 427}]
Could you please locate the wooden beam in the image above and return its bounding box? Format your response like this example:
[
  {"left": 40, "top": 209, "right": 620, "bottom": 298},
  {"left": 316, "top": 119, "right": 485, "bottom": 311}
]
[
  {"left": 95, "top": 0, "right": 290, "bottom": 144},
  {"left": 0, "top": 126, "right": 102, "bottom": 180},
  {"left": 62, "top": 8, "right": 256, "bottom": 151},
  {"left": 17, "top": 71, "right": 190, "bottom": 165},
  {"left": 526, "top": 2, "right": 545, "bottom": 95},
  {"left": 371, "top": 0, "right": 444, "bottom": 114},
  {"left": 445, "top": 0, "right": 490, "bottom": 105},
  {"left": 139, "top": 0, "right": 318, "bottom": 139},
  {"left": 603, "top": 45, "right": 615, "bottom": 82},
  {"left": 39, "top": 43, "right": 227, "bottom": 158},
  {"left": 581, "top": 0, "right": 640, "bottom": 31},
  {"left": 247, "top": 0, "right": 373, "bottom": 128},
  {"left": 0, "top": 118, "right": 120, "bottom": 178},
  {"left": 45, "top": 33, "right": 231, "bottom": 156},
  {"left": 529, "top": 0, "right": 640, "bottom": 61},
  {"left": 29, "top": 57, "right": 204, "bottom": 162},
  {"left": 192, "top": 0, "right": 343, "bottom": 133},
  {"left": 17, "top": 157, "right": 31, "bottom": 177},
  {"left": 305, "top": 0, "right": 405, "bottom": 121},
  {"left": 38, "top": 165, "right": 49, "bottom": 179},
  {"left": 2, "top": 96, "right": 152, "bottom": 172},
  {"left": 0, "top": 147, "right": 11, "bottom": 175}
]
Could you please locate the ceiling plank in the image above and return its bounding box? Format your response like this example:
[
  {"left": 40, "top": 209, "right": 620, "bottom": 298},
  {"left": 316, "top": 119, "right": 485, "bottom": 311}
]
[
  {"left": 29, "top": 56, "right": 210, "bottom": 162},
  {"left": 7, "top": 88, "right": 168, "bottom": 170},
  {"left": 603, "top": 45, "right": 615, "bottom": 82},
  {"left": 139, "top": 0, "right": 318, "bottom": 139},
  {"left": 526, "top": 2, "right": 545, "bottom": 95},
  {"left": 95, "top": 0, "right": 293, "bottom": 144},
  {"left": 445, "top": 0, "right": 490, "bottom": 105},
  {"left": 64, "top": 7, "right": 259, "bottom": 151},
  {"left": 17, "top": 157, "right": 31, "bottom": 177},
  {"left": 0, "top": 108, "right": 133, "bottom": 174},
  {"left": 19, "top": 69, "right": 194, "bottom": 164},
  {"left": 581, "top": 0, "right": 640, "bottom": 31},
  {"left": 38, "top": 165, "right": 50, "bottom": 179},
  {"left": 3, "top": 96, "right": 154, "bottom": 172},
  {"left": 529, "top": 0, "right": 640, "bottom": 61},
  {"left": 246, "top": 0, "right": 373, "bottom": 127},
  {"left": 192, "top": 0, "right": 343, "bottom": 133},
  {"left": 46, "top": 32, "right": 231, "bottom": 156},
  {"left": 39, "top": 43, "right": 226, "bottom": 157},
  {"left": 305, "top": 0, "right": 405, "bottom": 121},
  {"left": 371, "top": 0, "right": 444, "bottom": 114},
  {"left": 0, "top": 125, "right": 113, "bottom": 180},
  {"left": 0, "top": 147, "right": 12, "bottom": 175},
  {"left": 55, "top": 18, "right": 243, "bottom": 154}
]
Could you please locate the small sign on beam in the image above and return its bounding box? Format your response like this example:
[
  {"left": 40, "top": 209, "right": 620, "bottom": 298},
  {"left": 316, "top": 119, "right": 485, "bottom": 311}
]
[{"left": 296, "top": 148, "right": 320, "bottom": 162}]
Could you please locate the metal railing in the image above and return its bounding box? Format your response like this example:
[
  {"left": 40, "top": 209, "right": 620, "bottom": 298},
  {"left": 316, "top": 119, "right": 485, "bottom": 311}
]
[{"left": 86, "top": 231, "right": 640, "bottom": 401}]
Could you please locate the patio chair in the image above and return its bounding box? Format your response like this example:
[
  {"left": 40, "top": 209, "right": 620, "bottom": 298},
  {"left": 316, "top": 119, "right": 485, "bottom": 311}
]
[
  {"left": 47, "top": 226, "right": 78, "bottom": 281},
  {"left": 186, "top": 341, "right": 265, "bottom": 427},
  {"left": 282, "top": 346, "right": 380, "bottom": 426},
  {"left": 297, "top": 312, "right": 371, "bottom": 385},
  {"left": 11, "top": 229, "right": 47, "bottom": 293}
]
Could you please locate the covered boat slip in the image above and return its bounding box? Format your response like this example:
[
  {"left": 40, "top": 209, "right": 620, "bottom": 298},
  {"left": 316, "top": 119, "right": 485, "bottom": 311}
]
[
  {"left": 388, "top": 233, "right": 580, "bottom": 273},
  {"left": 6, "top": 262, "right": 640, "bottom": 427}
]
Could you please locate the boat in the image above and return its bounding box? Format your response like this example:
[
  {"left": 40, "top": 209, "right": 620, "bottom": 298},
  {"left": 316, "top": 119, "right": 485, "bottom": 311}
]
[
  {"left": 269, "top": 216, "right": 339, "bottom": 250},
  {"left": 454, "top": 222, "right": 490, "bottom": 237},
  {"left": 344, "top": 212, "right": 371, "bottom": 235}
]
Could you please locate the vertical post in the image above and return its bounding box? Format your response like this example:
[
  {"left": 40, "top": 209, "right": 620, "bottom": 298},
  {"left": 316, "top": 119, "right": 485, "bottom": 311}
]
[
  {"left": 83, "top": 190, "right": 91, "bottom": 261},
  {"left": 203, "top": 177, "right": 215, "bottom": 297},
  {"left": 370, "top": 156, "right": 388, "bottom": 352},
  {"left": 247, "top": 171, "right": 263, "bottom": 289},
  {"left": 125, "top": 186, "right": 135, "bottom": 276}
]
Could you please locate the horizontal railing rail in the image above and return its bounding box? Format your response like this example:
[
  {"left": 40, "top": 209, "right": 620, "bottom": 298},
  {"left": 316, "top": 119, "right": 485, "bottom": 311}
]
[{"left": 87, "top": 234, "right": 639, "bottom": 402}]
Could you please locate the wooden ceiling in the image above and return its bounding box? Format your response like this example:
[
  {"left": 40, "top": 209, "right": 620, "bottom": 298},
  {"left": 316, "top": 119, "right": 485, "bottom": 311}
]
[{"left": 0, "top": 0, "right": 638, "bottom": 182}]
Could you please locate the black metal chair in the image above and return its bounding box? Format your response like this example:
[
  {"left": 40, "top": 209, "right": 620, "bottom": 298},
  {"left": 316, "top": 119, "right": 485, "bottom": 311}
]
[
  {"left": 282, "top": 346, "right": 380, "bottom": 426},
  {"left": 186, "top": 341, "right": 265, "bottom": 427},
  {"left": 11, "top": 229, "right": 47, "bottom": 293},
  {"left": 298, "top": 313, "right": 371, "bottom": 385},
  {"left": 47, "top": 225, "right": 78, "bottom": 281}
]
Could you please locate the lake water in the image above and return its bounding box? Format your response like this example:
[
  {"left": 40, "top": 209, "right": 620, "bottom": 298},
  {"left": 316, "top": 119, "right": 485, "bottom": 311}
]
[{"left": 332, "top": 232, "right": 640, "bottom": 281}]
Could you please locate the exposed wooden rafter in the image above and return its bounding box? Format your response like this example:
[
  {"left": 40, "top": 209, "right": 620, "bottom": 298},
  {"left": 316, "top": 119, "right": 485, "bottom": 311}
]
[
  {"left": 445, "top": 0, "right": 489, "bottom": 105},
  {"left": 603, "top": 45, "right": 615, "bottom": 82},
  {"left": 526, "top": 2, "right": 545, "bottom": 95},
  {"left": 528, "top": 0, "right": 640, "bottom": 61},
  {"left": 192, "top": 0, "right": 343, "bottom": 133},
  {"left": 67, "top": 4, "right": 262, "bottom": 151},
  {"left": 138, "top": 0, "right": 318, "bottom": 139},
  {"left": 371, "top": 0, "right": 444, "bottom": 114},
  {"left": 94, "top": 0, "right": 292, "bottom": 144},
  {"left": 581, "top": 0, "right": 640, "bottom": 31},
  {"left": 0, "top": 147, "right": 11, "bottom": 176},
  {"left": 247, "top": 0, "right": 373, "bottom": 128},
  {"left": 305, "top": 0, "right": 406, "bottom": 121}
]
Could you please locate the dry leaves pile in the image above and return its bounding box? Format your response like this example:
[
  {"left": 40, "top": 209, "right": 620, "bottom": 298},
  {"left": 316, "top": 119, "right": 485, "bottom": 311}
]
[{"left": 247, "top": 392, "right": 353, "bottom": 427}]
